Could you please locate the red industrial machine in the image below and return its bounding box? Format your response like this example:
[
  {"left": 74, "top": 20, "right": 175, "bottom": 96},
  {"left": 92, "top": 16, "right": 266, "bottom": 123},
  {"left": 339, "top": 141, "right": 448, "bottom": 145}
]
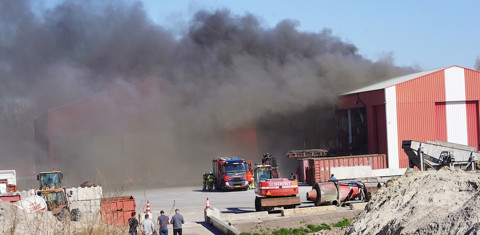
[
  {"left": 0, "top": 170, "right": 20, "bottom": 203},
  {"left": 0, "top": 180, "right": 20, "bottom": 202},
  {"left": 212, "top": 157, "right": 250, "bottom": 191},
  {"left": 306, "top": 181, "right": 368, "bottom": 206},
  {"left": 254, "top": 163, "right": 300, "bottom": 211}
]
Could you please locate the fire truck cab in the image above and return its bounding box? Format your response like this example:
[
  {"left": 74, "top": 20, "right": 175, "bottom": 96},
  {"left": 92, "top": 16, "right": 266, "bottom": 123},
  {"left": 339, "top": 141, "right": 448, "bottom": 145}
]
[{"left": 212, "top": 158, "right": 249, "bottom": 191}]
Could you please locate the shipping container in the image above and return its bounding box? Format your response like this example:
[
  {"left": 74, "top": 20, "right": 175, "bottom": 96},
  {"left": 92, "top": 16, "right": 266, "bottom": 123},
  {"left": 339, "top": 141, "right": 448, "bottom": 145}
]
[
  {"left": 101, "top": 196, "right": 136, "bottom": 227},
  {"left": 306, "top": 154, "right": 387, "bottom": 185}
]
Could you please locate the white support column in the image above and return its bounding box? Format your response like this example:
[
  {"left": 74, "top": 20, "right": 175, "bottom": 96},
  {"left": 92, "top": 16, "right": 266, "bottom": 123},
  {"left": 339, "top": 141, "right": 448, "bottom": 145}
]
[
  {"left": 385, "top": 86, "right": 399, "bottom": 169},
  {"left": 444, "top": 67, "right": 468, "bottom": 145}
]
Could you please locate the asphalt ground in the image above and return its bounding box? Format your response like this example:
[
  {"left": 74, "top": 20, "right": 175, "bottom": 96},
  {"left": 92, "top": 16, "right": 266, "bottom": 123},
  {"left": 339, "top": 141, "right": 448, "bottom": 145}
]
[{"left": 124, "top": 183, "right": 317, "bottom": 234}]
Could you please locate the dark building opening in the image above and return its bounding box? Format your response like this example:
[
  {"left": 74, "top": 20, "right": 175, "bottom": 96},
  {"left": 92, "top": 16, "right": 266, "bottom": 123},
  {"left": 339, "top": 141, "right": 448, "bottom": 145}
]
[{"left": 336, "top": 107, "right": 368, "bottom": 155}]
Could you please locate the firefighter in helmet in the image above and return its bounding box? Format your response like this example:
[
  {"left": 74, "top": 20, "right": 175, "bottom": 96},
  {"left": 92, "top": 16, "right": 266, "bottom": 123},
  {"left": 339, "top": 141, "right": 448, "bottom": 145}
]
[
  {"left": 206, "top": 173, "right": 215, "bottom": 191},
  {"left": 202, "top": 172, "right": 208, "bottom": 191}
]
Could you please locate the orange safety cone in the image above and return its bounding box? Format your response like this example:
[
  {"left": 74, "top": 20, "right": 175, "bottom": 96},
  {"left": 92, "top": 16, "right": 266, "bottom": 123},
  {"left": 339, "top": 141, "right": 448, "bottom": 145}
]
[
  {"left": 205, "top": 197, "right": 211, "bottom": 210},
  {"left": 146, "top": 200, "right": 151, "bottom": 213}
]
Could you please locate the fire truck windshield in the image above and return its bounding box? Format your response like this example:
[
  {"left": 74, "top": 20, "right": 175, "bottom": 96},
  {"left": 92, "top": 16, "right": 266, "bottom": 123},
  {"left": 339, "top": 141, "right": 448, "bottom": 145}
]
[{"left": 225, "top": 162, "right": 247, "bottom": 176}]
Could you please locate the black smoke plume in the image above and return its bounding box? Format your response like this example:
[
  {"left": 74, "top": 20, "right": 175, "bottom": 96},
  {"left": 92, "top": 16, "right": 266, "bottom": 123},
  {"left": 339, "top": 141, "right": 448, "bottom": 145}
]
[{"left": 0, "top": 0, "right": 415, "bottom": 189}]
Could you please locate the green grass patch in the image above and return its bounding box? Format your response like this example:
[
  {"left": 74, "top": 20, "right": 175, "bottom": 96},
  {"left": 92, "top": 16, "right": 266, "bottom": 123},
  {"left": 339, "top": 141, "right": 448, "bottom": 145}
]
[
  {"left": 332, "top": 218, "right": 351, "bottom": 227},
  {"left": 241, "top": 218, "right": 353, "bottom": 235}
]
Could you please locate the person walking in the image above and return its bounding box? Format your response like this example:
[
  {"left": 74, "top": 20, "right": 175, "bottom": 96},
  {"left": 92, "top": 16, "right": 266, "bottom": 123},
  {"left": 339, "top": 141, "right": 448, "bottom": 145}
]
[
  {"left": 140, "top": 214, "right": 156, "bottom": 235},
  {"left": 157, "top": 210, "right": 169, "bottom": 235},
  {"left": 128, "top": 212, "right": 139, "bottom": 235},
  {"left": 170, "top": 209, "right": 184, "bottom": 235}
]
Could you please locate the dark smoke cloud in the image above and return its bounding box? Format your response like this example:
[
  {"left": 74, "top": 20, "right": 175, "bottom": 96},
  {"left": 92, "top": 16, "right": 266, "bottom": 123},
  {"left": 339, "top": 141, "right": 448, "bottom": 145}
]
[{"left": 0, "top": 0, "right": 416, "bottom": 189}]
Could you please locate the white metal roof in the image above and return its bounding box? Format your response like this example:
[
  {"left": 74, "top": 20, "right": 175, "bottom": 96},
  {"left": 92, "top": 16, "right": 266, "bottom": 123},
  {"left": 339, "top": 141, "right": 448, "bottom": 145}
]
[{"left": 343, "top": 68, "right": 445, "bottom": 95}]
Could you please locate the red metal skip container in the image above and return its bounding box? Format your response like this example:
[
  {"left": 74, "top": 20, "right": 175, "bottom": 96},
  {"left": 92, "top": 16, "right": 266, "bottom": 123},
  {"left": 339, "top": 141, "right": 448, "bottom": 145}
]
[
  {"left": 101, "top": 196, "right": 136, "bottom": 227},
  {"left": 307, "top": 154, "right": 387, "bottom": 185}
]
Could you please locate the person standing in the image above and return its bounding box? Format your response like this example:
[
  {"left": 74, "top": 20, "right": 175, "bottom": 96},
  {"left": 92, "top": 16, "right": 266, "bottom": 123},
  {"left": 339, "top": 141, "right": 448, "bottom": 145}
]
[
  {"left": 157, "top": 210, "right": 169, "bottom": 235},
  {"left": 170, "top": 209, "right": 184, "bottom": 235},
  {"left": 140, "top": 214, "right": 155, "bottom": 235},
  {"left": 128, "top": 212, "right": 139, "bottom": 235}
]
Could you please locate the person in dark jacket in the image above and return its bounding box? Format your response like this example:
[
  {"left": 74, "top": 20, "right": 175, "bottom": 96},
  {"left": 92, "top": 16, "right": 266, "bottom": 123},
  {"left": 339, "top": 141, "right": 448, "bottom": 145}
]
[
  {"left": 170, "top": 209, "right": 184, "bottom": 235},
  {"left": 128, "top": 212, "right": 139, "bottom": 235}
]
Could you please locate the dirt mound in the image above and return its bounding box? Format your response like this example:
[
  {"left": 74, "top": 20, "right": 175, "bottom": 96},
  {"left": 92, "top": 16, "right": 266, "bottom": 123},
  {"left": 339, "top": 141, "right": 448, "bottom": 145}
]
[
  {"left": 347, "top": 169, "right": 480, "bottom": 234},
  {"left": 0, "top": 200, "right": 125, "bottom": 234},
  {"left": 0, "top": 200, "right": 65, "bottom": 234}
]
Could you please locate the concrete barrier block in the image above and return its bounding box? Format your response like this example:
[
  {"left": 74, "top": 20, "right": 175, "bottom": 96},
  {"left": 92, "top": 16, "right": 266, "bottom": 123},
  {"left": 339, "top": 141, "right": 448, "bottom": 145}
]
[
  {"left": 71, "top": 199, "right": 101, "bottom": 213},
  {"left": 372, "top": 168, "right": 408, "bottom": 177},
  {"left": 221, "top": 211, "right": 268, "bottom": 221},
  {"left": 78, "top": 186, "right": 102, "bottom": 200},
  {"left": 331, "top": 166, "right": 372, "bottom": 180},
  {"left": 208, "top": 214, "right": 240, "bottom": 235},
  {"left": 281, "top": 206, "right": 337, "bottom": 216},
  {"left": 66, "top": 187, "right": 78, "bottom": 201}
]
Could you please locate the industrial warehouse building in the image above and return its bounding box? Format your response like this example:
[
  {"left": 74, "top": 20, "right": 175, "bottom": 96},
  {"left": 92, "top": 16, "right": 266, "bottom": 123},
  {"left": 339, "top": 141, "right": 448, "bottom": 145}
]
[
  {"left": 33, "top": 78, "right": 259, "bottom": 184},
  {"left": 337, "top": 65, "right": 480, "bottom": 169},
  {"left": 34, "top": 65, "right": 480, "bottom": 184}
]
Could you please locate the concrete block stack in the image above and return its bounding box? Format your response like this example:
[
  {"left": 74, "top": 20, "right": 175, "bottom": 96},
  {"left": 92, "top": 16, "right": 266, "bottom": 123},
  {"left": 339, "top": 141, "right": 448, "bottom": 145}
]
[{"left": 67, "top": 186, "right": 103, "bottom": 216}]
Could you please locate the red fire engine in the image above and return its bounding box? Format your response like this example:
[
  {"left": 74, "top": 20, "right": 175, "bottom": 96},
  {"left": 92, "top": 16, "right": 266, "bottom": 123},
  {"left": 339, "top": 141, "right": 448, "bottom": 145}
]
[{"left": 212, "top": 157, "right": 250, "bottom": 191}]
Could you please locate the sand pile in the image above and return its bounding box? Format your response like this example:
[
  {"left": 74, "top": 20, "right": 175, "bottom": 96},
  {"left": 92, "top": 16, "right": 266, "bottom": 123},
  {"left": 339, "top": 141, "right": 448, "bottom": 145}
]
[
  {"left": 347, "top": 169, "right": 480, "bottom": 234},
  {"left": 0, "top": 200, "right": 68, "bottom": 234},
  {"left": 0, "top": 200, "right": 126, "bottom": 234}
]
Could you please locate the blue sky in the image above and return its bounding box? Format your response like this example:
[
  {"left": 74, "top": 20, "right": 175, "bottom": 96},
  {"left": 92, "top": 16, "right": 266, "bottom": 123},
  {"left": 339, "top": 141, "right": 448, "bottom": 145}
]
[{"left": 139, "top": 0, "right": 479, "bottom": 71}]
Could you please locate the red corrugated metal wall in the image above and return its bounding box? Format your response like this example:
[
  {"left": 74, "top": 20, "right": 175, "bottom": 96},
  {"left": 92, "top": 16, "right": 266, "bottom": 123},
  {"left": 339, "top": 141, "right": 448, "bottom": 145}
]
[
  {"left": 435, "top": 102, "right": 447, "bottom": 141},
  {"left": 225, "top": 123, "right": 258, "bottom": 156},
  {"left": 395, "top": 70, "right": 446, "bottom": 168},
  {"left": 48, "top": 78, "right": 167, "bottom": 137},
  {"left": 465, "top": 69, "right": 480, "bottom": 150},
  {"left": 466, "top": 101, "right": 479, "bottom": 149},
  {"left": 374, "top": 105, "right": 387, "bottom": 154}
]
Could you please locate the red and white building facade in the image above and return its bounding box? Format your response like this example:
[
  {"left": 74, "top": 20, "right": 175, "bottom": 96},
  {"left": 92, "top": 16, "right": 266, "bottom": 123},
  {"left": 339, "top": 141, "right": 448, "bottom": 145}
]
[{"left": 338, "top": 65, "right": 480, "bottom": 169}]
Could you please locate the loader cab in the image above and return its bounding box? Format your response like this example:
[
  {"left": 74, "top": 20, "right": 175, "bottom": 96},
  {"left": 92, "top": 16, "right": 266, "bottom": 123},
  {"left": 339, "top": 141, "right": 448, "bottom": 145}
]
[
  {"left": 37, "top": 170, "right": 63, "bottom": 190},
  {"left": 254, "top": 165, "right": 272, "bottom": 183}
]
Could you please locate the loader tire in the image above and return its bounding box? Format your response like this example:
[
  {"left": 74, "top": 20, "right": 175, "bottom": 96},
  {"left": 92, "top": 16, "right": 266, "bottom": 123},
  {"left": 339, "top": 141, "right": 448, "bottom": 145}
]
[
  {"left": 255, "top": 196, "right": 263, "bottom": 212},
  {"left": 57, "top": 208, "right": 70, "bottom": 221},
  {"left": 71, "top": 208, "right": 81, "bottom": 221}
]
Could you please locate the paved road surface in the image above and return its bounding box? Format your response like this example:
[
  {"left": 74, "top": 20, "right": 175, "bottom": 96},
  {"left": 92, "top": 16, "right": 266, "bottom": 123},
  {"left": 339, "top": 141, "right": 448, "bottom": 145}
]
[{"left": 124, "top": 183, "right": 314, "bottom": 234}]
